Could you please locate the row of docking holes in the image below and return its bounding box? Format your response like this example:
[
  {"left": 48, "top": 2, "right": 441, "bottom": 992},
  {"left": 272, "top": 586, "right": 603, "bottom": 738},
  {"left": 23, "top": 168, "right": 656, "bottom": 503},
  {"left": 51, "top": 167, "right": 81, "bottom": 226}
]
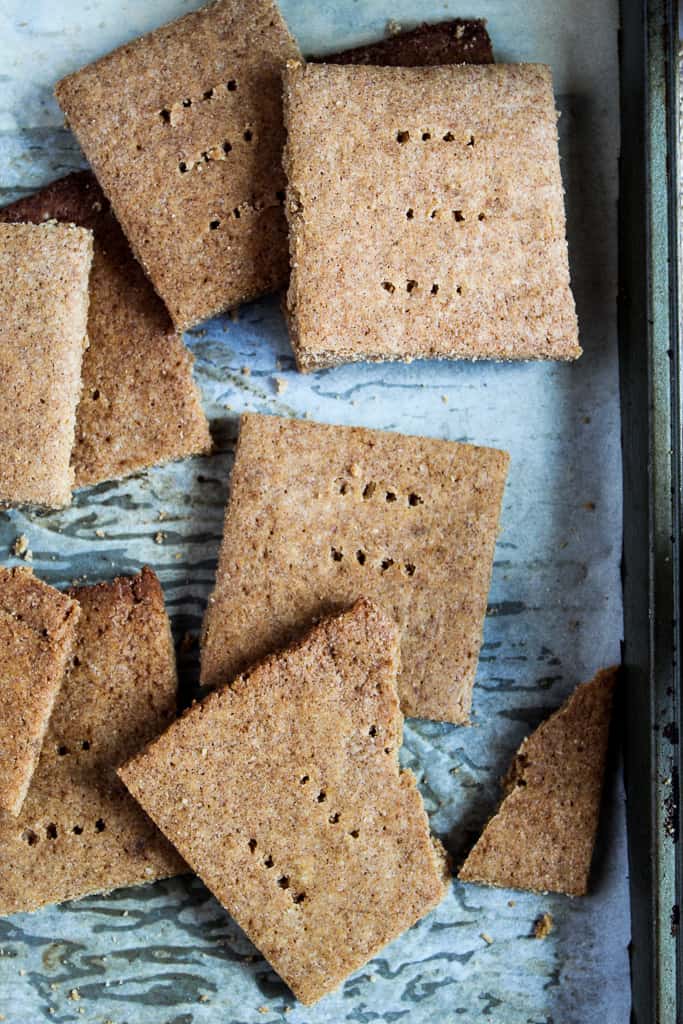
[
  {"left": 178, "top": 127, "right": 254, "bottom": 175},
  {"left": 247, "top": 750, "right": 388, "bottom": 907},
  {"left": 206, "top": 191, "right": 286, "bottom": 233},
  {"left": 338, "top": 481, "right": 424, "bottom": 506},
  {"left": 406, "top": 208, "right": 486, "bottom": 223},
  {"left": 331, "top": 547, "right": 416, "bottom": 577},
  {"left": 22, "top": 819, "right": 106, "bottom": 845},
  {"left": 396, "top": 130, "right": 475, "bottom": 146},
  {"left": 160, "top": 80, "right": 238, "bottom": 125},
  {"left": 383, "top": 280, "right": 462, "bottom": 298}
]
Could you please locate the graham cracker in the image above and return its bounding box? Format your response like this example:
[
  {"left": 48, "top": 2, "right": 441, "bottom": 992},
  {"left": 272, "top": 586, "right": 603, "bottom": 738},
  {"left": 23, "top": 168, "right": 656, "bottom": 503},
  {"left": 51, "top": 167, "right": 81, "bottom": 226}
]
[
  {"left": 0, "top": 568, "right": 185, "bottom": 915},
  {"left": 459, "top": 667, "right": 618, "bottom": 896},
  {"left": 120, "top": 600, "right": 449, "bottom": 1004},
  {"left": 283, "top": 63, "right": 580, "bottom": 370},
  {"left": 0, "top": 568, "right": 80, "bottom": 817},
  {"left": 0, "top": 222, "right": 92, "bottom": 508},
  {"left": 0, "top": 173, "right": 211, "bottom": 488},
  {"left": 314, "top": 18, "right": 494, "bottom": 67},
  {"left": 201, "top": 413, "right": 508, "bottom": 724},
  {"left": 55, "top": 0, "right": 301, "bottom": 331}
]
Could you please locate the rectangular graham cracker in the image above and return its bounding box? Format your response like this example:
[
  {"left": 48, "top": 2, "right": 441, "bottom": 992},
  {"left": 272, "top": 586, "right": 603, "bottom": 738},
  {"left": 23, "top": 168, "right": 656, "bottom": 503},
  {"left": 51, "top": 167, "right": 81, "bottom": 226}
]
[
  {"left": 459, "top": 667, "right": 618, "bottom": 896},
  {"left": 0, "top": 568, "right": 185, "bottom": 915},
  {"left": 201, "top": 413, "right": 509, "bottom": 724},
  {"left": 283, "top": 63, "right": 580, "bottom": 370},
  {"left": 0, "top": 173, "right": 212, "bottom": 488},
  {"left": 120, "top": 600, "right": 449, "bottom": 1004},
  {"left": 0, "top": 568, "right": 80, "bottom": 816},
  {"left": 0, "top": 222, "right": 92, "bottom": 507},
  {"left": 55, "top": 0, "right": 301, "bottom": 331},
  {"left": 313, "top": 18, "right": 494, "bottom": 67}
]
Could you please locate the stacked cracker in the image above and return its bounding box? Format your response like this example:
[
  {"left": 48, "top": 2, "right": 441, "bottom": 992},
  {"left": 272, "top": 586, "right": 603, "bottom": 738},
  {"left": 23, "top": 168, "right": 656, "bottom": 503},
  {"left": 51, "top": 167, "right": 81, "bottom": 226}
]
[
  {"left": 0, "top": 567, "right": 184, "bottom": 913},
  {"left": 0, "top": 1, "right": 612, "bottom": 1011}
]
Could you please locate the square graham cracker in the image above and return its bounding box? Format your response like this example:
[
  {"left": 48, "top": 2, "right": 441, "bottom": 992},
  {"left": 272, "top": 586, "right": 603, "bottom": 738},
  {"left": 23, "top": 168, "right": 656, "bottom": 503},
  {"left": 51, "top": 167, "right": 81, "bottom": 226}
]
[
  {"left": 201, "top": 413, "right": 509, "bottom": 723},
  {"left": 0, "top": 222, "right": 92, "bottom": 508},
  {"left": 120, "top": 600, "right": 449, "bottom": 1004},
  {"left": 314, "top": 18, "right": 494, "bottom": 67},
  {"left": 283, "top": 63, "right": 580, "bottom": 370},
  {"left": 0, "top": 568, "right": 80, "bottom": 817},
  {"left": 55, "top": 0, "right": 300, "bottom": 331},
  {"left": 0, "top": 173, "right": 212, "bottom": 487},
  {"left": 0, "top": 568, "right": 185, "bottom": 915},
  {"left": 459, "top": 667, "right": 618, "bottom": 896}
]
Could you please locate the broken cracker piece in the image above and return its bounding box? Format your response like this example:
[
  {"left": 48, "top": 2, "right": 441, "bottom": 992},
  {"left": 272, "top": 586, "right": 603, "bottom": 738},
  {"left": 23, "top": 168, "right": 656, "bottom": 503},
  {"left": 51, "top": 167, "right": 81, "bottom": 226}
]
[
  {"left": 459, "top": 667, "right": 618, "bottom": 896},
  {"left": 201, "top": 413, "right": 508, "bottom": 724},
  {"left": 55, "top": 0, "right": 300, "bottom": 330},
  {"left": 0, "top": 568, "right": 80, "bottom": 816},
  {"left": 0, "top": 568, "right": 184, "bottom": 914},
  {"left": 120, "top": 600, "right": 449, "bottom": 1004}
]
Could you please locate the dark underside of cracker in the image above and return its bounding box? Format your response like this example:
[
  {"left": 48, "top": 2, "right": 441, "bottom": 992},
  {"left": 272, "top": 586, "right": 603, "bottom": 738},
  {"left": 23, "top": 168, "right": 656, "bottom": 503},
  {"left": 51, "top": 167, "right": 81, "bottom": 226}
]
[{"left": 310, "top": 18, "right": 494, "bottom": 67}]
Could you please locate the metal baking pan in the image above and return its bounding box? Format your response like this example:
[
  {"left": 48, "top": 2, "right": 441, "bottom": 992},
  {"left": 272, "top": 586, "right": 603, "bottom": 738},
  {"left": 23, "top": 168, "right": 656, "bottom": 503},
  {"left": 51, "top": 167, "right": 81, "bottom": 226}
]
[
  {"left": 0, "top": 0, "right": 676, "bottom": 1020},
  {"left": 620, "top": 1, "right": 681, "bottom": 1020}
]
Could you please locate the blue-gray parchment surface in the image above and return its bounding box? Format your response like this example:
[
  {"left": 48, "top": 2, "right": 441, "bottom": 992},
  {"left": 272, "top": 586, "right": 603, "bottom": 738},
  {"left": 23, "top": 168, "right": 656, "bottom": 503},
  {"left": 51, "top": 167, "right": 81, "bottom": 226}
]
[{"left": 0, "top": 2, "right": 628, "bottom": 1022}]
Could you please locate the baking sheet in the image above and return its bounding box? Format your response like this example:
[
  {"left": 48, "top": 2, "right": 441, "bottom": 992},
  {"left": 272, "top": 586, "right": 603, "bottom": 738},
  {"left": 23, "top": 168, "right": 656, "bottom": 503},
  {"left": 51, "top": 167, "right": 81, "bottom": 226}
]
[{"left": 0, "top": 1, "right": 629, "bottom": 1022}]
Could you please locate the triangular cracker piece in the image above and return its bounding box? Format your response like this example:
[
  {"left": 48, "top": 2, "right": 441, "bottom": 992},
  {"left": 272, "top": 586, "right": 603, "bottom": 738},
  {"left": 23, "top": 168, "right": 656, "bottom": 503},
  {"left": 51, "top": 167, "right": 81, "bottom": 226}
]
[
  {"left": 0, "top": 569, "right": 184, "bottom": 915},
  {"left": 459, "top": 667, "right": 618, "bottom": 896},
  {"left": 120, "top": 600, "right": 449, "bottom": 1004}
]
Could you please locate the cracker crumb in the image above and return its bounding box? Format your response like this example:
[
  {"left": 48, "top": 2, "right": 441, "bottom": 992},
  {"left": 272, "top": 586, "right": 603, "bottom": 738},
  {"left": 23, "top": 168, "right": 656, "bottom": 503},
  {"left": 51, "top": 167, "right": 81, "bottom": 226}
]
[
  {"left": 274, "top": 376, "right": 288, "bottom": 394},
  {"left": 441, "top": 394, "right": 448, "bottom": 404},
  {"left": 230, "top": 309, "right": 240, "bottom": 322},
  {"left": 257, "top": 1008, "right": 268, "bottom": 1015},
  {"left": 533, "top": 912, "right": 554, "bottom": 939},
  {"left": 95, "top": 529, "right": 105, "bottom": 538},
  {"left": 157, "top": 511, "right": 167, "bottom": 521},
  {"left": 241, "top": 366, "right": 251, "bottom": 376},
  {"left": 508, "top": 899, "right": 516, "bottom": 907},
  {"left": 198, "top": 993, "right": 210, "bottom": 1003},
  {"left": 18, "top": 968, "right": 25, "bottom": 975},
  {"left": 480, "top": 932, "right": 493, "bottom": 945},
  {"left": 154, "top": 531, "right": 166, "bottom": 545},
  {"left": 387, "top": 19, "right": 402, "bottom": 35},
  {"left": 69, "top": 988, "right": 81, "bottom": 1000},
  {"left": 11, "top": 534, "right": 28, "bottom": 557}
]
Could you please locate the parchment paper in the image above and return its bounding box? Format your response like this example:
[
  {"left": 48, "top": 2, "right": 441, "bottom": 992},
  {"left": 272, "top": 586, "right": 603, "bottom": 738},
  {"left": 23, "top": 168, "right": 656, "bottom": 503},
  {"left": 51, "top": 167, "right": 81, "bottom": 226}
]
[{"left": 0, "top": 2, "right": 629, "bottom": 1021}]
